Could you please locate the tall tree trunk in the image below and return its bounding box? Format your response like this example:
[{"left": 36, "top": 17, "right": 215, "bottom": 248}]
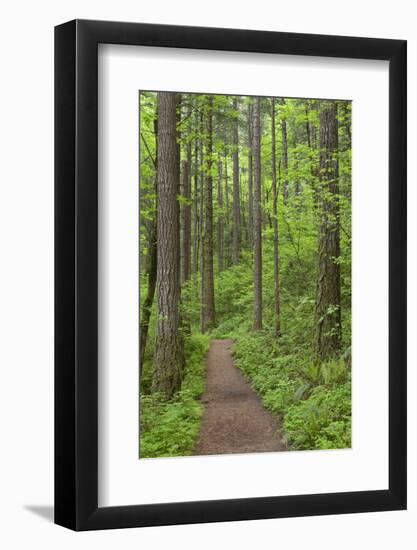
[
  {"left": 224, "top": 152, "right": 230, "bottom": 267},
  {"left": 199, "top": 110, "right": 205, "bottom": 332},
  {"left": 252, "top": 97, "right": 263, "bottom": 330},
  {"left": 186, "top": 103, "right": 193, "bottom": 277},
  {"left": 217, "top": 157, "right": 224, "bottom": 273},
  {"left": 247, "top": 100, "right": 254, "bottom": 250},
  {"left": 192, "top": 128, "right": 199, "bottom": 276},
  {"left": 314, "top": 101, "right": 342, "bottom": 360},
  {"left": 262, "top": 182, "right": 269, "bottom": 229},
  {"left": 201, "top": 96, "right": 216, "bottom": 332},
  {"left": 240, "top": 176, "right": 247, "bottom": 246},
  {"left": 280, "top": 98, "right": 289, "bottom": 205},
  {"left": 152, "top": 92, "right": 184, "bottom": 398},
  {"left": 180, "top": 159, "right": 191, "bottom": 283},
  {"left": 271, "top": 98, "right": 281, "bottom": 336},
  {"left": 232, "top": 97, "right": 241, "bottom": 264}
]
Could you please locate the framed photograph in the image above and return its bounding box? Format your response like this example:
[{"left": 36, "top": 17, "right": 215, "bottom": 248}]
[{"left": 55, "top": 19, "right": 406, "bottom": 530}]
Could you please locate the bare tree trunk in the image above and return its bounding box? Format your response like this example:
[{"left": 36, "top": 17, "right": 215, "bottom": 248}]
[
  {"left": 199, "top": 111, "right": 205, "bottom": 332},
  {"left": 271, "top": 98, "right": 281, "bottom": 336},
  {"left": 232, "top": 97, "right": 241, "bottom": 264},
  {"left": 180, "top": 159, "right": 191, "bottom": 283},
  {"left": 252, "top": 97, "right": 263, "bottom": 330},
  {"left": 224, "top": 152, "right": 230, "bottom": 267},
  {"left": 217, "top": 157, "right": 224, "bottom": 273},
  {"left": 152, "top": 92, "right": 184, "bottom": 398},
  {"left": 240, "top": 175, "right": 247, "bottom": 246},
  {"left": 201, "top": 96, "right": 215, "bottom": 333},
  {"left": 262, "top": 182, "right": 269, "bottom": 229},
  {"left": 192, "top": 129, "right": 199, "bottom": 276},
  {"left": 314, "top": 101, "right": 342, "bottom": 360},
  {"left": 201, "top": 96, "right": 216, "bottom": 332},
  {"left": 247, "top": 100, "right": 254, "bottom": 250},
  {"left": 280, "top": 98, "right": 289, "bottom": 205}
]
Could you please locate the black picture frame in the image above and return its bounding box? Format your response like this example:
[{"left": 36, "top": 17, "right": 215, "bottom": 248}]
[{"left": 55, "top": 19, "right": 407, "bottom": 531}]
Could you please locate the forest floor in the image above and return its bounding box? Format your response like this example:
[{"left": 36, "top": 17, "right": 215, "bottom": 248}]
[{"left": 194, "top": 339, "right": 287, "bottom": 456}]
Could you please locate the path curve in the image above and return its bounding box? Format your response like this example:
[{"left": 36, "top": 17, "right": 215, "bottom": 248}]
[{"left": 194, "top": 339, "right": 287, "bottom": 456}]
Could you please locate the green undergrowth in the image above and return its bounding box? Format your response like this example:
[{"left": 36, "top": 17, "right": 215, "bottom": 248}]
[
  {"left": 213, "top": 323, "right": 351, "bottom": 451},
  {"left": 139, "top": 240, "right": 351, "bottom": 455},
  {"left": 139, "top": 333, "right": 209, "bottom": 458},
  {"left": 209, "top": 242, "right": 352, "bottom": 452}
]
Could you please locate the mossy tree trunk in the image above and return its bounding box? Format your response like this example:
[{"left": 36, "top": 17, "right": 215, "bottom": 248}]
[
  {"left": 232, "top": 97, "right": 241, "bottom": 264},
  {"left": 252, "top": 97, "right": 263, "bottom": 331},
  {"left": 280, "top": 98, "right": 289, "bottom": 205},
  {"left": 201, "top": 96, "right": 216, "bottom": 332},
  {"left": 271, "top": 98, "right": 281, "bottom": 337},
  {"left": 314, "top": 101, "right": 342, "bottom": 360},
  {"left": 152, "top": 92, "right": 184, "bottom": 398}
]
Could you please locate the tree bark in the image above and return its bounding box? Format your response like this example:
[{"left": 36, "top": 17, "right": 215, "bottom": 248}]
[
  {"left": 314, "top": 101, "right": 342, "bottom": 360},
  {"left": 201, "top": 96, "right": 216, "bottom": 332},
  {"left": 180, "top": 159, "right": 191, "bottom": 283},
  {"left": 271, "top": 98, "right": 281, "bottom": 336},
  {"left": 224, "top": 152, "right": 230, "bottom": 267},
  {"left": 240, "top": 175, "right": 247, "bottom": 246},
  {"left": 152, "top": 92, "right": 184, "bottom": 398},
  {"left": 199, "top": 110, "right": 205, "bottom": 332},
  {"left": 232, "top": 97, "right": 241, "bottom": 264},
  {"left": 217, "top": 157, "right": 224, "bottom": 273},
  {"left": 252, "top": 97, "right": 263, "bottom": 330},
  {"left": 247, "top": 100, "right": 254, "bottom": 250},
  {"left": 192, "top": 127, "right": 199, "bottom": 276},
  {"left": 280, "top": 98, "right": 289, "bottom": 205}
]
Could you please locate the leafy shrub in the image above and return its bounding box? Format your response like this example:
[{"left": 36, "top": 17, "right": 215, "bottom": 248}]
[
  {"left": 262, "top": 380, "right": 298, "bottom": 415},
  {"left": 139, "top": 208, "right": 351, "bottom": 456},
  {"left": 227, "top": 327, "right": 351, "bottom": 452},
  {"left": 284, "top": 382, "right": 351, "bottom": 450},
  {"left": 139, "top": 334, "right": 209, "bottom": 458}
]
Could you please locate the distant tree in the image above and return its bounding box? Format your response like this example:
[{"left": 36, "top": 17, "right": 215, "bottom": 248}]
[
  {"left": 181, "top": 158, "right": 191, "bottom": 284},
  {"left": 217, "top": 156, "right": 224, "bottom": 273},
  {"left": 280, "top": 98, "right": 289, "bottom": 205},
  {"left": 252, "top": 97, "right": 263, "bottom": 330},
  {"left": 232, "top": 97, "right": 242, "bottom": 264},
  {"left": 271, "top": 98, "right": 281, "bottom": 336},
  {"left": 199, "top": 109, "right": 206, "bottom": 331},
  {"left": 192, "top": 107, "right": 200, "bottom": 276},
  {"left": 247, "top": 99, "right": 254, "bottom": 250},
  {"left": 201, "top": 96, "right": 216, "bottom": 332}
]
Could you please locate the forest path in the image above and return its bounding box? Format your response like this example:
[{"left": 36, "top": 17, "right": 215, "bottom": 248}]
[{"left": 194, "top": 339, "right": 287, "bottom": 456}]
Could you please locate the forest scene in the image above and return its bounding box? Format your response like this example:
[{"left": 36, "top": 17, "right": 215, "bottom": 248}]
[{"left": 139, "top": 91, "right": 352, "bottom": 458}]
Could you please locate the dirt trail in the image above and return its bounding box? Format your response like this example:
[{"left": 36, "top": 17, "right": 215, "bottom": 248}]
[{"left": 194, "top": 339, "right": 287, "bottom": 456}]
